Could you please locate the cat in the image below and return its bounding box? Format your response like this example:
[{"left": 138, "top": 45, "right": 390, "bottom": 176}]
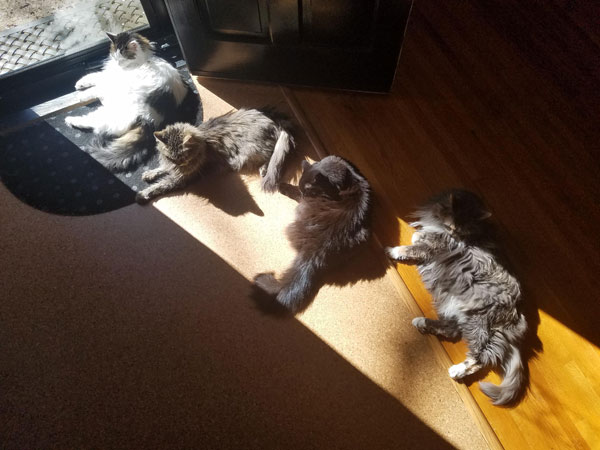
[
  {"left": 253, "top": 156, "right": 371, "bottom": 313},
  {"left": 385, "top": 189, "right": 527, "bottom": 406},
  {"left": 65, "top": 31, "right": 199, "bottom": 171},
  {"left": 135, "top": 108, "right": 294, "bottom": 203}
]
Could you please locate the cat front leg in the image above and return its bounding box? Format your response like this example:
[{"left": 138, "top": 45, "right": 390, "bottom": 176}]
[
  {"left": 75, "top": 72, "right": 102, "bottom": 90},
  {"left": 142, "top": 168, "right": 168, "bottom": 183},
  {"left": 278, "top": 183, "right": 302, "bottom": 202},
  {"left": 136, "top": 174, "right": 185, "bottom": 204},
  {"left": 65, "top": 109, "right": 105, "bottom": 131},
  {"left": 76, "top": 87, "right": 99, "bottom": 103},
  {"left": 385, "top": 245, "right": 429, "bottom": 263}
]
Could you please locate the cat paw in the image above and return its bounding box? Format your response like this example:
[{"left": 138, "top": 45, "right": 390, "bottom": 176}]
[
  {"left": 65, "top": 116, "right": 93, "bottom": 131},
  {"left": 412, "top": 317, "right": 428, "bottom": 333},
  {"left": 411, "top": 232, "right": 424, "bottom": 244},
  {"left": 135, "top": 192, "right": 151, "bottom": 205},
  {"left": 385, "top": 246, "right": 409, "bottom": 261},
  {"left": 448, "top": 363, "right": 467, "bottom": 380},
  {"left": 76, "top": 90, "right": 98, "bottom": 103},
  {"left": 75, "top": 75, "right": 96, "bottom": 90},
  {"left": 142, "top": 170, "right": 161, "bottom": 182},
  {"left": 253, "top": 273, "right": 280, "bottom": 294}
]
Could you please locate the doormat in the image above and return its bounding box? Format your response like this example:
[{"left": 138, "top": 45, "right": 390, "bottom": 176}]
[{"left": 0, "top": 81, "right": 202, "bottom": 216}]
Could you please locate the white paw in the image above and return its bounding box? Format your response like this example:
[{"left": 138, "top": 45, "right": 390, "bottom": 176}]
[
  {"left": 412, "top": 317, "right": 427, "bottom": 331},
  {"left": 385, "top": 246, "right": 399, "bottom": 259},
  {"left": 76, "top": 90, "right": 98, "bottom": 103},
  {"left": 385, "top": 246, "right": 408, "bottom": 261},
  {"left": 448, "top": 363, "right": 467, "bottom": 380},
  {"left": 411, "top": 231, "right": 424, "bottom": 244},
  {"left": 65, "top": 116, "right": 92, "bottom": 130},
  {"left": 75, "top": 75, "right": 95, "bottom": 90}
]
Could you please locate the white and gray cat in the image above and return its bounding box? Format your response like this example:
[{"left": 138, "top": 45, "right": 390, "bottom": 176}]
[
  {"left": 66, "top": 31, "right": 197, "bottom": 171},
  {"left": 136, "top": 108, "right": 294, "bottom": 203},
  {"left": 386, "top": 189, "right": 527, "bottom": 406}
]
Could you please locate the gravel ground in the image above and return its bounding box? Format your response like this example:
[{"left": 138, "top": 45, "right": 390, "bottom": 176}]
[{"left": 0, "top": 0, "right": 79, "bottom": 31}]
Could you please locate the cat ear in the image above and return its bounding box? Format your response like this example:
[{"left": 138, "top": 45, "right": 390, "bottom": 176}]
[
  {"left": 154, "top": 131, "right": 166, "bottom": 143},
  {"left": 105, "top": 32, "right": 117, "bottom": 43},
  {"left": 182, "top": 134, "right": 198, "bottom": 148},
  {"left": 301, "top": 160, "right": 312, "bottom": 171},
  {"left": 479, "top": 210, "right": 492, "bottom": 220}
]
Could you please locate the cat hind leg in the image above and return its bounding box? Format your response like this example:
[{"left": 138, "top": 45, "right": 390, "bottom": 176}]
[
  {"left": 448, "top": 356, "right": 482, "bottom": 380},
  {"left": 412, "top": 317, "right": 462, "bottom": 340}
]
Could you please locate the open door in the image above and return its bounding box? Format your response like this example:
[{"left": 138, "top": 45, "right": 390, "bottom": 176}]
[{"left": 165, "top": 0, "right": 413, "bottom": 92}]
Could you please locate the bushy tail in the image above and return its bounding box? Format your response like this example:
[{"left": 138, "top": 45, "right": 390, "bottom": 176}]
[
  {"left": 87, "top": 121, "right": 154, "bottom": 172},
  {"left": 479, "top": 344, "right": 525, "bottom": 406},
  {"left": 254, "top": 256, "right": 318, "bottom": 313},
  {"left": 261, "top": 129, "right": 294, "bottom": 192}
]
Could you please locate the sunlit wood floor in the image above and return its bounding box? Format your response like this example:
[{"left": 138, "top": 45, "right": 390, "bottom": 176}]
[{"left": 286, "top": 1, "right": 600, "bottom": 448}]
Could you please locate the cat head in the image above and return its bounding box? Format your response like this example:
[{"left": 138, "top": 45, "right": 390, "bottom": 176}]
[
  {"left": 106, "top": 31, "right": 153, "bottom": 65},
  {"left": 154, "top": 123, "right": 206, "bottom": 165},
  {"left": 418, "top": 189, "right": 492, "bottom": 239},
  {"left": 299, "top": 157, "right": 355, "bottom": 200}
]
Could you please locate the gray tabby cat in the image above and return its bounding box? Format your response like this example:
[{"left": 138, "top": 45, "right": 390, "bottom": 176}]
[
  {"left": 136, "top": 108, "right": 294, "bottom": 204},
  {"left": 385, "top": 189, "right": 527, "bottom": 406}
]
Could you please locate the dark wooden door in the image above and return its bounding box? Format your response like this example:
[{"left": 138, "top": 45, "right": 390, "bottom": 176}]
[{"left": 164, "top": 0, "right": 413, "bottom": 92}]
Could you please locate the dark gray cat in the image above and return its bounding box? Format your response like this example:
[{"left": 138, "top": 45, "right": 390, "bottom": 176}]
[
  {"left": 254, "top": 156, "right": 371, "bottom": 313},
  {"left": 136, "top": 108, "right": 294, "bottom": 203},
  {"left": 385, "top": 189, "right": 527, "bottom": 406}
]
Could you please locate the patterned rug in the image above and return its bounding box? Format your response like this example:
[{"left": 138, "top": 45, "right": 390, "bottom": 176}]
[{"left": 0, "top": 72, "right": 201, "bottom": 215}]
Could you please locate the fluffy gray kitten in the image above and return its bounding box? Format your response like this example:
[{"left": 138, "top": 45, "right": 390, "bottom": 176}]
[
  {"left": 254, "top": 156, "right": 371, "bottom": 313},
  {"left": 385, "top": 189, "right": 527, "bottom": 406},
  {"left": 136, "top": 108, "right": 294, "bottom": 203}
]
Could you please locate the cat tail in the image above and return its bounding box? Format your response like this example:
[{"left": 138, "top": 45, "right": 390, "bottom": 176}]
[
  {"left": 261, "top": 129, "right": 294, "bottom": 192},
  {"left": 87, "top": 120, "right": 154, "bottom": 172},
  {"left": 479, "top": 344, "right": 525, "bottom": 406},
  {"left": 275, "top": 256, "right": 320, "bottom": 312},
  {"left": 254, "top": 255, "right": 318, "bottom": 313}
]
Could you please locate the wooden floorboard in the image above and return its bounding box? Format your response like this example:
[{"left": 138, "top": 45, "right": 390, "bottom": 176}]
[{"left": 289, "top": 0, "right": 600, "bottom": 448}]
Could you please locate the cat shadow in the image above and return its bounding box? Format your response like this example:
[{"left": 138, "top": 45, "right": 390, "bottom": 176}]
[
  {"left": 250, "top": 239, "right": 388, "bottom": 317},
  {"left": 156, "top": 169, "right": 264, "bottom": 217}
]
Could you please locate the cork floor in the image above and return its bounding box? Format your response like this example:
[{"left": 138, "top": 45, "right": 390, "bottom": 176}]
[{"left": 0, "top": 79, "right": 489, "bottom": 448}]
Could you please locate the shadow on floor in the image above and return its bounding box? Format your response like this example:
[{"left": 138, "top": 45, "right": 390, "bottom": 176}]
[{"left": 1, "top": 195, "right": 453, "bottom": 449}]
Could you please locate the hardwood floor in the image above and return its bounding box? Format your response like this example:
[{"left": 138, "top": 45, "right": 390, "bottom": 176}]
[{"left": 288, "top": 0, "right": 600, "bottom": 448}]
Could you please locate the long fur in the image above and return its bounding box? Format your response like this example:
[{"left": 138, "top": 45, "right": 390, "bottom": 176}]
[
  {"left": 87, "top": 120, "right": 155, "bottom": 171},
  {"left": 386, "top": 189, "right": 527, "bottom": 406},
  {"left": 479, "top": 344, "right": 524, "bottom": 405},
  {"left": 254, "top": 156, "right": 371, "bottom": 313},
  {"left": 262, "top": 129, "right": 293, "bottom": 192},
  {"left": 136, "top": 109, "right": 294, "bottom": 203},
  {"left": 66, "top": 31, "right": 198, "bottom": 172}
]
